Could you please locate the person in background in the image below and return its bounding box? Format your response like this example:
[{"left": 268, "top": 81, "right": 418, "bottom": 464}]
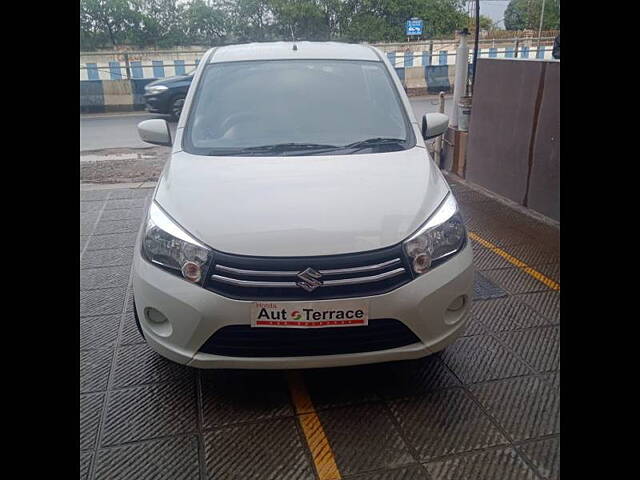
[{"left": 552, "top": 34, "right": 560, "bottom": 59}]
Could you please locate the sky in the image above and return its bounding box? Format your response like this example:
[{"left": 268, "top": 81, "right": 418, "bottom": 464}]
[{"left": 467, "top": 0, "right": 510, "bottom": 29}]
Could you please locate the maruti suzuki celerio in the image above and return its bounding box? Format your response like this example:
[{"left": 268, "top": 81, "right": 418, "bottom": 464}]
[{"left": 133, "top": 41, "right": 474, "bottom": 369}]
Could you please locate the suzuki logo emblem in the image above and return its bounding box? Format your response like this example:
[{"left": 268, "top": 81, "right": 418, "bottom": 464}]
[{"left": 296, "top": 267, "right": 323, "bottom": 292}]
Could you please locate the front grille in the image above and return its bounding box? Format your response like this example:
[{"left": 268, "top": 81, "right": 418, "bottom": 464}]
[
  {"left": 203, "top": 244, "right": 414, "bottom": 300},
  {"left": 198, "top": 319, "right": 421, "bottom": 357}
]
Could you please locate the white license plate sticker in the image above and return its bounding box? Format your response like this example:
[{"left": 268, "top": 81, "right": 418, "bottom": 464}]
[{"left": 251, "top": 301, "right": 369, "bottom": 328}]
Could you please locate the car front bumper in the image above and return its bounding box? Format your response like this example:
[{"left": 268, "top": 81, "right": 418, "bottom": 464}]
[
  {"left": 132, "top": 242, "right": 474, "bottom": 369},
  {"left": 143, "top": 93, "right": 169, "bottom": 113}
]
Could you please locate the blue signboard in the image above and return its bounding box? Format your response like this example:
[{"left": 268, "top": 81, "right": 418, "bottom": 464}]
[{"left": 405, "top": 18, "right": 424, "bottom": 36}]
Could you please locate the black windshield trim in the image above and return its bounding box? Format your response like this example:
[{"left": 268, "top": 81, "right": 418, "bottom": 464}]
[{"left": 182, "top": 59, "right": 416, "bottom": 157}]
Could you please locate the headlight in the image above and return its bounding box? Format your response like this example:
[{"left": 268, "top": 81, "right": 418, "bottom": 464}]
[
  {"left": 145, "top": 85, "right": 169, "bottom": 94},
  {"left": 403, "top": 194, "right": 466, "bottom": 275},
  {"left": 142, "top": 202, "right": 213, "bottom": 284}
]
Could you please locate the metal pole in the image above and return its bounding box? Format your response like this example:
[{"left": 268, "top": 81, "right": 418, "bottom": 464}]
[
  {"left": 451, "top": 29, "right": 469, "bottom": 128},
  {"left": 537, "top": 0, "right": 547, "bottom": 47},
  {"left": 436, "top": 91, "right": 445, "bottom": 167},
  {"left": 471, "top": 0, "right": 480, "bottom": 94},
  {"left": 124, "top": 52, "right": 131, "bottom": 80}
]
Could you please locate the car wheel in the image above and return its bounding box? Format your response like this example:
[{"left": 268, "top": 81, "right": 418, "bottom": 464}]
[{"left": 169, "top": 95, "right": 185, "bottom": 122}]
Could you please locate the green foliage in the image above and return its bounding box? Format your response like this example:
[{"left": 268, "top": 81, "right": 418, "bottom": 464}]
[
  {"left": 479, "top": 15, "right": 494, "bottom": 31},
  {"left": 80, "top": 0, "right": 473, "bottom": 50},
  {"left": 504, "top": 0, "right": 560, "bottom": 31}
]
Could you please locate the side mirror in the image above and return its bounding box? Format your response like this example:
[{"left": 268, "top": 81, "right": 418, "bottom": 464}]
[
  {"left": 138, "top": 119, "right": 172, "bottom": 146},
  {"left": 421, "top": 113, "right": 449, "bottom": 140}
]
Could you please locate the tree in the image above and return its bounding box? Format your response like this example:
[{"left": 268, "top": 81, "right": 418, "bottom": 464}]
[
  {"left": 340, "top": 0, "right": 468, "bottom": 42},
  {"left": 80, "top": 0, "right": 479, "bottom": 49},
  {"left": 270, "top": 0, "right": 329, "bottom": 41},
  {"left": 479, "top": 14, "right": 494, "bottom": 31},
  {"left": 504, "top": 0, "right": 560, "bottom": 31},
  {"left": 229, "top": 0, "right": 276, "bottom": 42},
  {"left": 184, "top": 0, "right": 230, "bottom": 45},
  {"left": 80, "top": 0, "right": 140, "bottom": 49},
  {"left": 131, "top": 0, "right": 188, "bottom": 48}
]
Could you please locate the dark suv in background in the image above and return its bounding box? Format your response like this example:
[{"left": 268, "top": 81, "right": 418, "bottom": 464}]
[{"left": 143, "top": 70, "right": 194, "bottom": 121}]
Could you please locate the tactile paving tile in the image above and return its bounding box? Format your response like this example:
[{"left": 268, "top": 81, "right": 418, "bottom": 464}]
[
  {"left": 374, "top": 355, "right": 460, "bottom": 400},
  {"left": 388, "top": 389, "right": 508, "bottom": 462},
  {"left": 200, "top": 370, "right": 293, "bottom": 429},
  {"left": 317, "top": 403, "right": 414, "bottom": 476},
  {"left": 80, "top": 450, "right": 93, "bottom": 480},
  {"left": 93, "top": 435, "right": 200, "bottom": 480},
  {"left": 454, "top": 190, "right": 494, "bottom": 204},
  {"left": 104, "top": 197, "right": 149, "bottom": 210},
  {"left": 81, "top": 348, "right": 114, "bottom": 393},
  {"left": 530, "top": 263, "right": 560, "bottom": 283},
  {"left": 496, "top": 326, "right": 560, "bottom": 373},
  {"left": 94, "top": 218, "right": 144, "bottom": 235},
  {"left": 80, "top": 287, "right": 127, "bottom": 317},
  {"left": 81, "top": 200, "right": 106, "bottom": 213},
  {"left": 545, "top": 371, "right": 560, "bottom": 392},
  {"left": 85, "top": 231, "right": 140, "bottom": 251},
  {"left": 80, "top": 265, "right": 131, "bottom": 290},
  {"left": 81, "top": 247, "right": 135, "bottom": 269},
  {"left": 470, "top": 375, "right": 560, "bottom": 442},
  {"left": 441, "top": 335, "right": 532, "bottom": 384},
  {"left": 81, "top": 190, "right": 112, "bottom": 201},
  {"left": 81, "top": 216, "right": 101, "bottom": 236},
  {"left": 471, "top": 242, "right": 513, "bottom": 270},
  {"left": 80, "top": 392, "right": 105, "bottom": 450},
  {"left": 482, "top": 268, "right": 551, "bottom": 295},
  {"left": 101, "top": 207, "right": 146, "bottom": 222},
  {"left": 347, "top": 464, "right": 429, "bottom": 480},
  {"left": 447, "top": 180, "right": 472, "bottom": 193},
  {"left": 461, "top": 315, "right": 487, "bottom": 337},
  {"left": 423, "top": 446, "right": 536, "bottom": 480},
  {"left": 473, "top": 272, "right": 508, "bottom": 301},
  {"left": 521, "top": 228, "right": 559, "bottom": 251},
  {"left": 125, "top": 290, "right": 135, "bottom": 312},
  {"left": 203, "top": 418, "right": 315, "bottom": 480},
  {"left": 80, "top": 236, "right": 89, "bottom": 253},
  {"left": 472, "top": 297, "right": 549, "bottom": 332},
  {"left": 101, "top": 379, "right": 197, "bottom": 446},
  {"left": 495, "top": 244, "right": 559, "bottom": 267},
  {"left": 112, "top": 343, "right": 193, "bottom": 389},
  {"left": 118, "top": 310, "right": 146, "bottom": 346},
  {"left": 516, "top": 292, "right": 560, "bottom": 324},
  {"left": 518, "top": 436, "right": 560, "bottom": 480},
  {"left": 303, "top": 363, "right": 382, "bottom": 409},
  {"left": 81, "top": 314, "right": 121, "bottom": 350},
  {"left": 108, "top": 189, "right": 153, "bottom": 200},
  {"left": 468, "top": 226, "right": 535, "bottom": 248},
  {"left": 471, "top": 201, "right": 543, "bottom": 230}
]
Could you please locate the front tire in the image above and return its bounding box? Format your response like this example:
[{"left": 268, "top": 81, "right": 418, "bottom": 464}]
[{"left": 168, "top": 95, "right": 185, "bottom": 122}]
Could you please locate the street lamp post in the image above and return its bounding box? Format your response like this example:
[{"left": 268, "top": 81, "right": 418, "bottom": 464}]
[{"left": 537, "top": 0, "right": 547, "bottom": 47}]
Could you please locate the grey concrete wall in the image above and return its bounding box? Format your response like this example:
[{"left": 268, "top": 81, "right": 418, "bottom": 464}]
[
  {"left": 527, "top": 62, "right": 560, "bottom": 220},
  {"left": 465, "top": 58, "right": 559, "bottom": 222}
]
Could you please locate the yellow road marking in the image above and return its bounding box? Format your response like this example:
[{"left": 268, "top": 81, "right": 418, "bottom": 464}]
[
  {"left": 468, "top": 231, "right": 560, "bottom": 291},
  {"left": 287, "top": 371, "right": 341, "bottom": 480}
]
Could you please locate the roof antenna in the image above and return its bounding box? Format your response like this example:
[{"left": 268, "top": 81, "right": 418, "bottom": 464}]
[{"left": 290, "top": 25, "right": 297, "bottom": 51}]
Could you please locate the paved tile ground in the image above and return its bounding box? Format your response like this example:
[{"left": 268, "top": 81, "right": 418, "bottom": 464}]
[{"left": 80, "top": 178, "right": 559, "bottom": 480}]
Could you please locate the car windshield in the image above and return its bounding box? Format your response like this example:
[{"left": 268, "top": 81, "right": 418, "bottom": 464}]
[{"left": 184, "top": 59, "right": 414, "bottom": 156}]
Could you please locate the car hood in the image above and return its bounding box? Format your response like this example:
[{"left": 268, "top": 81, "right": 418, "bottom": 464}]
[{"left": 154, "top": 147, "right": 450, "bottom": 256}]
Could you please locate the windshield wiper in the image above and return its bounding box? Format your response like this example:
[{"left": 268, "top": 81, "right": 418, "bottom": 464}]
[
  {"left": 342, "top": 137, "right": 406, "bottom": 150},
  {"left": 212, "top": 142, "right": 339, "bottom": 155}
]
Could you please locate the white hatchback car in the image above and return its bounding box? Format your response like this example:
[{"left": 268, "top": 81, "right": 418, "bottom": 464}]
[{"left": 133, "top": 41, "right": 474, "bottom": 369}]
